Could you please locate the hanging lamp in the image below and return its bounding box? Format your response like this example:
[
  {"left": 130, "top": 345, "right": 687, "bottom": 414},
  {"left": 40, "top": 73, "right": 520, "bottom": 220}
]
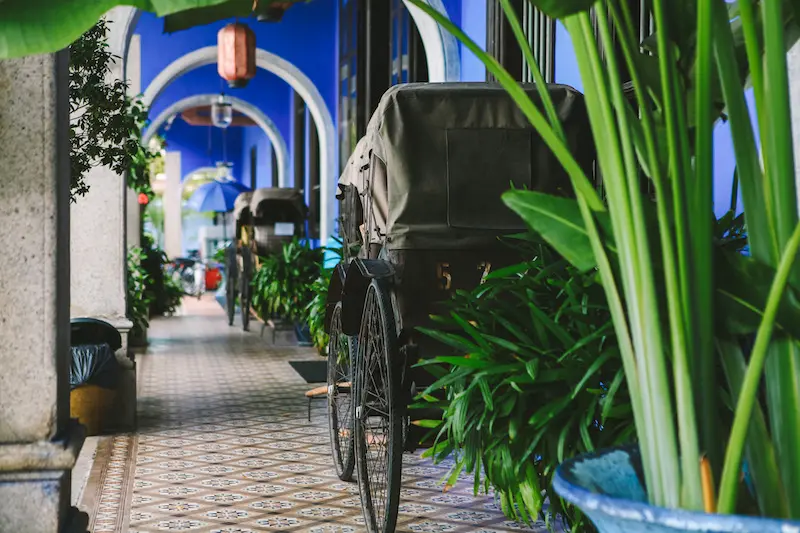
[
  {"left": 211, "top": 94, "right": 233, "bottom": 129},
  {"left": 217, "top": 22, "right": 256, "bottom": 88}
]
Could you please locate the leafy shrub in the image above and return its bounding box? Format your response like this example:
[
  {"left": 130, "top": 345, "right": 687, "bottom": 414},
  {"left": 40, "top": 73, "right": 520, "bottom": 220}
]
[
  {"left": 212, "top": 246, "right": 226, "bottom": 264},
  {"left": 251, "top": 239, "right": 323, "bottom": 324},
  {"left": 140, "top": 233, "right": 183, "bottom": 316},
  {"left": 69, "top": 20, "right": 156, "bottom": 201},
  {"left": 127, "top": 246, "right": 152, "bottom": 333},
  {"left": 306, "top": 240, "right": 344, "bottom": 355},
  {"left": 416, "top": 238, "right": 631, "bottom": 532}
]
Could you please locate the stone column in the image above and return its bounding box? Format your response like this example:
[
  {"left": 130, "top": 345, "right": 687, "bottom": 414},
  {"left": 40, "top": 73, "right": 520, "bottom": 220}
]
[
  {"left": 164, "top": 151, "right": 183, "bottom": 259},
  {"left": 127, "top": 190, "right": 142, "bottom": 250},
  {"left": 0, "top": 52, "right": 87, "bottom": 533},
  {"left": 70, "top": 21, "right": 133, "bottom": 347},
  {"left": 70, "top": 164, "right": 133, "bottom": 342}
]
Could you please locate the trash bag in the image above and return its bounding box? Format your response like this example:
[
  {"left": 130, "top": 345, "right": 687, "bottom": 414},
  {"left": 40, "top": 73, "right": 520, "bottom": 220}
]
[{"left": 70, "top": 343, "right": 122, "bottom": 390}]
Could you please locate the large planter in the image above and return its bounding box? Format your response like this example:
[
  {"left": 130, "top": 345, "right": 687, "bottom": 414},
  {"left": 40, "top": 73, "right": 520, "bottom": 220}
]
[
  {"left": 554, "top": 446, "right": 800, "bottom": 533},
  {"left": 129, "top": 323, "right": 148, "bottom": 347},
  {"left": 70, "top": 385, "right": 117, "bottom": 436}
]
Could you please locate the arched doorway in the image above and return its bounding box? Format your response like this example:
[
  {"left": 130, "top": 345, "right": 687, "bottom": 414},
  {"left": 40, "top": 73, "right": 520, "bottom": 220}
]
[
  {"left": 143, "top": 94, "right": 290, "bottom": 187},
  {"left": 141, "top": 47, "right": 336, "bottom": 245}
]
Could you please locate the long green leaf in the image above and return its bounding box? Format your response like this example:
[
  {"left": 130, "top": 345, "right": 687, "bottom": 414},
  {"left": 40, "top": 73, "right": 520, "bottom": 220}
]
[
  {"left": 0, "top": 0, "right": 239, "bottom": 58},
  {"left": 503, "top": 191, "right": 595, "bottom": 272},
  {"left": 717, "top": 338, "right": 789, "bottom": 518},
  {"left": 764, "top": 339, "right": 800, "bottom": 515},
  {"left": 718, "top": 221, "right": 800, "bottom": 513}
]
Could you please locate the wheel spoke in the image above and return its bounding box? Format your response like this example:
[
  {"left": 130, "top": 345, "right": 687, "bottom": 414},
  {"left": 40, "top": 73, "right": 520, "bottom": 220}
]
[
  {"left": 358, "top": 286, "right": 394, "bottom": 530},
  {"left": 328, "top": 303, "right": 354, "bottom": 480}
]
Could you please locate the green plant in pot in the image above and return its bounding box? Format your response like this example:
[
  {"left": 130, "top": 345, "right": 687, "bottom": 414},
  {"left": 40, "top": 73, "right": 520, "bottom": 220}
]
[
  {"left": 410, "top": 0, "right": 800, "bottom": 529},
  {"left": 306, "top": 239, "right": 344, "bottom": 356},
  {"left": 127, "top": 246, "right": 153, "bottom": 346},
  {"left": 251, "top": 238, "right": 323, "bottom": 332},
  {"left": 141, "top": 233, "right": 183, "bottom": 316},
  {"left": 416, "top": 236, "right": 633, "bottom": 531}
]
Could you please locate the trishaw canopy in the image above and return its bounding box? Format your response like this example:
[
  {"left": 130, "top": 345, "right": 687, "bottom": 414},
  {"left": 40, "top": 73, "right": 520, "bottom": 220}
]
[{"left": 340, "top": 83, "right": 594, "bottom": 251}]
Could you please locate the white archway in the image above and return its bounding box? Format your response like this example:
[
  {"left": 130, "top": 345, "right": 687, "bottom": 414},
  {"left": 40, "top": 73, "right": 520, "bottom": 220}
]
[
  {"left": 107, "top": 1, "right": 461, "bottom": 84},
  {"left": 142, "top": 47, "right": 336, "bottom": 245},
  {"left": 106, "top": 1, "right": 462, "bottom": 243},
  {"left": 402, "top": 0, "right": 461, "bottom": 82},
  {"left": 107, "top": 6, "right": 142, "bottom": 79},
  {"left": 143, "top": 94, "right": 290, "bottom": 187}
]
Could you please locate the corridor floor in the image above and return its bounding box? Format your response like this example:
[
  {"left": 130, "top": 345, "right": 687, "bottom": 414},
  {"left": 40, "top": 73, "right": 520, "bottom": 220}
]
[{"left": 80, "top": 297, "right": 546, "bottom": 533}]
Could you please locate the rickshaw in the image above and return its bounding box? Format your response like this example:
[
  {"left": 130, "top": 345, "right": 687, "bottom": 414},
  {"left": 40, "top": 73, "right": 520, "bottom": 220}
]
[
  {"left": 228, "top": 187, "right": 308, "bottom": 330},
  {"left": 250, "top": 187, "right": 307, "bottom": 255},
  {"left": 324, "top": 83, "right": 594, "bottom": 533},
  {"left": 226, "top": 191, "right": 254, "bottom": 330}
]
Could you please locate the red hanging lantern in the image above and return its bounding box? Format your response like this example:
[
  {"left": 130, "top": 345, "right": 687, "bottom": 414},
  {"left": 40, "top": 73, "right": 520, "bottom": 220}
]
[
  {"left": 138, "top": 193, "right": 149, "bottom": 205},
  {"left": 217, "top": 22, "right": 256, "bottom": 89}
]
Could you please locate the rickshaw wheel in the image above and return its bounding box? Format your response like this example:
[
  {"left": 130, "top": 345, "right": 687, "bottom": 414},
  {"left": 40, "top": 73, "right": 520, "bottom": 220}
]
[
  {"left": 327, "top": 302, "right": 356, "bottom": 481},
  {"left": 354, "top": 280, "right": 403, "bottom": 533},
  {"left": 240, "top": 247, "right": 253, "bottom": 332},
  {"left": 225, "top": 246, "right": 238, "bottom": 327}
]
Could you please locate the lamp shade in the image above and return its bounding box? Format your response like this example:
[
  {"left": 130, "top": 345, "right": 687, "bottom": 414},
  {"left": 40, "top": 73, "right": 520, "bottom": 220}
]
[
  {"left": 217, "top": 23, "right": 256, "bottom": 89},
  {"left": 211, "top": 94, "right": 233, "bottom": 128}
]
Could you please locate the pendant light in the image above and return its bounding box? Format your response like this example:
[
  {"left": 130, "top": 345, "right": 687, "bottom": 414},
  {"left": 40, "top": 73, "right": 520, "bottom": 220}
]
[
  {"left": 211, "top": 94, "right": 233, "bottom": 129},
  {"left": 217, "top": 22, "right": 256, "bottom": 88}
]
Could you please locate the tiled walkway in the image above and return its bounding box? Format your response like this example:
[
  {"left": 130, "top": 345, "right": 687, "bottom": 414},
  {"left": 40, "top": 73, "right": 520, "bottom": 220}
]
[{"left": 80, "top": 297, "right": 544, "bottom": 532}]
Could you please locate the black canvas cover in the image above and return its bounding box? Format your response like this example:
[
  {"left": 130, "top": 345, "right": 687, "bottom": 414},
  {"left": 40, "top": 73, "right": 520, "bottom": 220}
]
[
  {"left": 251, "top": 188, "right": 307, "bottom": 222},
  {"left": 350, "top": 83, "right": 594, "bottom": 251}
]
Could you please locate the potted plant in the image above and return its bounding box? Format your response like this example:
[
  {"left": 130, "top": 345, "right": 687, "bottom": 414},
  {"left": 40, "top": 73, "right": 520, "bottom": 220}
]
[
  {"left": 141, "top": 233, "right": 184, "bottom": 317},
  {"left": 306, "top": 239, "right": 343, "bottom": 356},
  {"left": 128, "top": 246, "right": 153, "bottom": 347},
  {"left": 251, "top": 238, "right": 323, "bottom": 343},
  {"left": 411, "top": 0, "right": 800, "bottom": 529},
  {"left": 417, "top": 236, "right": 633, "bottom": 530}
]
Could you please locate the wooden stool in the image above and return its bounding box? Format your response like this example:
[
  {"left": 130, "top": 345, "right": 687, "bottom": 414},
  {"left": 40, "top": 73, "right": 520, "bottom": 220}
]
[
  {"left": 304, "top": 382, "right": 351, "bottom": 421},
  {"left": 304, "top": 385, "right": 327, "bottom": 421}
]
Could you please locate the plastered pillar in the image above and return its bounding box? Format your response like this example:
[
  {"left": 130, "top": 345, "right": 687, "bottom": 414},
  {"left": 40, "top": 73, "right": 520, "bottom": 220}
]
[
  {"left": 0, "top": 51, "right": 88, "bottom": 533},
  {"left": 164, "top": 151, "right": 183, "bottom": 259}
]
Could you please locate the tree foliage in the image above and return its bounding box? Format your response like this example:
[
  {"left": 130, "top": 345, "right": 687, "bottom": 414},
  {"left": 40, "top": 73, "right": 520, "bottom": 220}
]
[{"left": 69, "top": 19, "right": 156, "bottom": 201}]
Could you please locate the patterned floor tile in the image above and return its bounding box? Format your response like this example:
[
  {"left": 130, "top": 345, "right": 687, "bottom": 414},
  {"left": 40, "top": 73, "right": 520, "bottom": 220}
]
[{"left": 77, "top": 297, "right": 551, "bottom": 533}]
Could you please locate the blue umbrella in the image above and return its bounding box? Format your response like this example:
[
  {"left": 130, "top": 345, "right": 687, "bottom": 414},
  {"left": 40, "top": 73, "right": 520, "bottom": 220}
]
[
  {"left": 186, "top": 179, "right": 249, "bottom": 213},
  {"left": 186, "top": 179, "right": 250, "bottom": 242}
]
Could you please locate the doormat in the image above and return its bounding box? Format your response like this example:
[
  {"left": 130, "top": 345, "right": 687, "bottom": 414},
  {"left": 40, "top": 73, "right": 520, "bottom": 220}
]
[{"left": 289, "top": 360, "right": 327, "bottom": 383}]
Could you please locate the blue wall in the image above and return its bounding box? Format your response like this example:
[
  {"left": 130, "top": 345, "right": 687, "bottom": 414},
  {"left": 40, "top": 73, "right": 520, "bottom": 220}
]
[
  {"left": 163, "top": 117, "right": 244, "bottom": 181},
  {"left": 459, "top": 0, "right": 487, "bottom": 82},
  {"left": 134, "top": 1, "right": 338, "bottom": 135},
  {"left": 137, "top": 0, "right": 749, "bottom": 238},
  {"left": 148, "top": 64, "right": 294, "bottom": 146},
  {"left": 240, "top": 125, "right": 274, "bottom": 189}
]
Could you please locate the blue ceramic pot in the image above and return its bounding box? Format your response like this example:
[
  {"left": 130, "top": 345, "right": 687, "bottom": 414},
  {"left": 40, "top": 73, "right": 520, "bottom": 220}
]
[{"left": 553, "top": 446, "right": 800, "bottom": 533}]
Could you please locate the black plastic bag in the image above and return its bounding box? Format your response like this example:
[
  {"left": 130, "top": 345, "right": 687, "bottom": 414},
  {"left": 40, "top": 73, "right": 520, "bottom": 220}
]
[{"left": 70, "top": 343, "right": 121, "bottom": 390}]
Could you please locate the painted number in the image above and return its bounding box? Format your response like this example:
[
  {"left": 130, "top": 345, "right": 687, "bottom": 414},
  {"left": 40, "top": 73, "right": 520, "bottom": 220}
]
[
  {"left": 478, "top": 262, "right": 492, "bottom": 284},
  {"left": 437, "top": 263, "right": 452, "bottom": 291}
]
